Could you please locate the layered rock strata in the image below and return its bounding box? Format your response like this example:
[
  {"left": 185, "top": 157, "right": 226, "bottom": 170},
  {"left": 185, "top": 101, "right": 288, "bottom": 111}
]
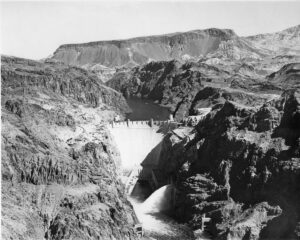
[{"left": 1, "top": 56, "right": 137, "bottom": 240}]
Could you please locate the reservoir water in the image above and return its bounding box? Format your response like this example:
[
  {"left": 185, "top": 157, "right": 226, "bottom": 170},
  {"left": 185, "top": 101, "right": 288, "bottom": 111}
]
[{"left": 126, "top": 97, "right": 171, "bottom": 121}]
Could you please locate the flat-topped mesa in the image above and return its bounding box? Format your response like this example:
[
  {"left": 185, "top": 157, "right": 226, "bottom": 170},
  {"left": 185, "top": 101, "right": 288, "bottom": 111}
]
[
  {"left": 55, "top": 28, "right": 236, "bottom": 49},
  {"left": 54, "top": 28, "right": 237, "bottom": 49},
  {"left": 51, "top": 28, "right": 237, "bottom": 67}
]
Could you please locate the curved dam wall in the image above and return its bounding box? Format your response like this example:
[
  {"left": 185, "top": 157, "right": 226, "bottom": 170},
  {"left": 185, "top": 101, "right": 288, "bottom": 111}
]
[
  {"left": 108, "top": 122, "right": 164, "bottom": 172},
  {"left": 108, "top": 121, "right": 193, "bottom": 238}
]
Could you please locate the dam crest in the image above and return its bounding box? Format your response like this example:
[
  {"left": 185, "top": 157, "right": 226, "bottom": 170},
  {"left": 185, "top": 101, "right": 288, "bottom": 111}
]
[{"left": 110, "top": 119, "right": 177, "bottom": 129}]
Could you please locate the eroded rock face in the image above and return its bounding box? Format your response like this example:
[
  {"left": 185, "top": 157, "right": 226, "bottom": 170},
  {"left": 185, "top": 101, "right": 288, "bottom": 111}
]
[
  {"left": 1, "top": 56, "right": 131, "bottom": 113},
  {"left": 52, "top": 28, "right": 237, "bottom": 68},
  {"left": 267, "top": 63, "right": 300, "bottom": 90},
  {"left": 1, "top": 56, "right": 138, "bottom": 240},
  {"left": 154, "top": 90, "right": 300, "bottom": 239},
  {"left": 51, "top": 25, "right": 300, "bottom": 70}
]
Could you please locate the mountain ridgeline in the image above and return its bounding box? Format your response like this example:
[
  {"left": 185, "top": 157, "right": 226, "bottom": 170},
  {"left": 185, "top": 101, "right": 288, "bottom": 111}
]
[
  {"left": 52, "top": 29, "right": 237, "bottom": 68},
  {"left": 52, "top": 25, "right": 300, "bottom": 69}
]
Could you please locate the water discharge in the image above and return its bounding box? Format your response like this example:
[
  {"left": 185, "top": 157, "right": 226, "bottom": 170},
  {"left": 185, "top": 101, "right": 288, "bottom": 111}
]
[{"left": 141, "top": 185, "right": 174, "bottom": 214}]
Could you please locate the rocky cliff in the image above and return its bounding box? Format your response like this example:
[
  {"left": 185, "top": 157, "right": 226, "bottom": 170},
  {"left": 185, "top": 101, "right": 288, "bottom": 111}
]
[
  {"left": 1, "top": 56, "right": 138, "bottom": 240},
  {"left": 153, "top": 89, "right": 300, "bottom": 239},
  {"left": 51, "top": 28, "right": 238, "bottom": 68},
  {"left": 267, "top": 63, "right": 300, "bottom": 90},
  {"left": 246, "top": 25, "right": 300, "bottom": 56},
  {"left": 51, "top": 25, "right": 300, "bottom": 71}
]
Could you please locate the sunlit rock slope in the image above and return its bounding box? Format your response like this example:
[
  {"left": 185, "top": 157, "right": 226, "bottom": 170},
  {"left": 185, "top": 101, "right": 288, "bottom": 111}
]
[
  {"left": 52, "top": 28, "right": 238, "bottom": 68},
  {"left": 52, "top": 25, "right": 300, "bottom": 70},
  {"left": 1, "top": 56, "right": 138, "bottom": 240}
]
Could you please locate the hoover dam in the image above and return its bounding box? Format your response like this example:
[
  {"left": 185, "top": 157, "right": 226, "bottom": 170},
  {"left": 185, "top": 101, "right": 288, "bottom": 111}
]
[
  {"left": 108, "top": 120, "right": 165, "bottom": 172},
  {"left": 108, "top": 118, "right": 194, "bottom": 239}
]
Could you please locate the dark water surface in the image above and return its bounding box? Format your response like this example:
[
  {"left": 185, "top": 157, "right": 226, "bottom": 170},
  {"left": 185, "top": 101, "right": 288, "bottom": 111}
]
[{"left": 126, "top": 97, "right": 170, "bottom": 121}]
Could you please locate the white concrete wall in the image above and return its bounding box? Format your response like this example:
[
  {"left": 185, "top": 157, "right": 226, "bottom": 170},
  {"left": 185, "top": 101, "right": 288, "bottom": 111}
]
[{"left": 108, "top": 125, "right": 164, "bottom": 172}]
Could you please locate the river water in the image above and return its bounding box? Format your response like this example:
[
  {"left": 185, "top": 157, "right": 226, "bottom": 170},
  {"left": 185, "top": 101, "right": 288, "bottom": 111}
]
[
  {"left": 129, "top": 183, "right": 194, "bottom": 240},
  {"left": 126, "top": 97, "right": 171, "bottom": 121}
]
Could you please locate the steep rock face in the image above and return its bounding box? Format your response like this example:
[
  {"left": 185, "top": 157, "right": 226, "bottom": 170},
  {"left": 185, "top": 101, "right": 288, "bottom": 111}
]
[
  {"left": 1, "top": 56, "right": 138, "bottom": 240},
  {"left": 52, "top": 28, "right": 237, "bottom": 68},
  {"left": 189, "top": 86, "right": 271, "bottom": 115},
  {"left": 267, "top": 63, "right": 300, "bottom": 90},
  {"left": 154, "top": 90, "right": 300, "bottom": 239},
  {"left": 246, "top": 25, "right": 300, "bottom": 56},
  {"left": 51, "top": 25, "right": 300, "bottom": 80},
  {"left": 1, "top": 56, "right": 131, "bottom": 113}
]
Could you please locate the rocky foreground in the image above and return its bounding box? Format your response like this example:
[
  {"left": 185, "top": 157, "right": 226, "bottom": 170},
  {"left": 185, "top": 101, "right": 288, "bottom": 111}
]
[
  {"left": 153, "top": 89, "right": 300, "bottom": 239},
  {"left": 1, "top": 56, "right": 138, "bottom": 240}
]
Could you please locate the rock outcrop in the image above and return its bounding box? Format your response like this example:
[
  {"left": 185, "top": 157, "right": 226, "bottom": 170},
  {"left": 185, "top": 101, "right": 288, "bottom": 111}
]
[
  {"left": 1, "top": 56, "right": 138, "bottom": 240},
  {"left": 152, "top": 90, "right": 300, "bottom": 239},
  {"left": 1, "top": 56, "right": 131, "bottom": 113},
  {"left": 267, "top": 63, "right": 300, "bottom": 90},
  {"left": 246, "top": 25, "right": 300, "bottom": 56}
]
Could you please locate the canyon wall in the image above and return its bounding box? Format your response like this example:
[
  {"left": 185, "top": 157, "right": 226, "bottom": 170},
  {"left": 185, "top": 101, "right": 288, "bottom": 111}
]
[
  {"left": 107, "top": 60, "right": 279, "bottom": 121},
  {"left": 52, "top": 28, "right": 237, "bottom": 68},
  {"left": 51, "top": 25, "right": 300, "bottom": 70},
  {"left": 153, "top": 90, "right": 300, "bottom": 239},
  {"left": 1, "top": 56, "right": 138, "bottom": 240}
]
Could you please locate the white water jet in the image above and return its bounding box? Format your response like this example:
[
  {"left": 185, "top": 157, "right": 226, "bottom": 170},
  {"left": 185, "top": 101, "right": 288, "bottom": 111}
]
[{"left": 141, "top": 184, "right": 174, "bottom": 213}]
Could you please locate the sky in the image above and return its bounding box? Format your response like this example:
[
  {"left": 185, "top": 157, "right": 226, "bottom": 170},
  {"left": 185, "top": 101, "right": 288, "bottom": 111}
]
[{"left": 1, "top": 1, "right": 300, "bottom": 60}]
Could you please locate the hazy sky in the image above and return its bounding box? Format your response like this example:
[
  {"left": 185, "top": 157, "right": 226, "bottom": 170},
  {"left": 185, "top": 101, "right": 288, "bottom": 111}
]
[{"left": 1, "top": 1, "right": 300, "bottom": 60}]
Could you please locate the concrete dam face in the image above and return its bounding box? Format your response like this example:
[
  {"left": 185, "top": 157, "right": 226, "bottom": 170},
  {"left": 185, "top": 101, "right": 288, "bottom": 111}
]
[
  {"left": 108, "top": 121, "right": 164, "bottom": 172},
  {"left": 108, "top": 120, "right": 193, "bottom": 239}
]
